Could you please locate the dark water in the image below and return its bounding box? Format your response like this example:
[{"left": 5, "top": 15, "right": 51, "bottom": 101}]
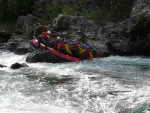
[{"left": 0, "top": 51, "right": 150, "bottom": 113}]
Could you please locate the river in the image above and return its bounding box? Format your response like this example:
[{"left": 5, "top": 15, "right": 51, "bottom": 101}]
[{"left": 0, "top": 50, "right": 150, "bottom": 113}]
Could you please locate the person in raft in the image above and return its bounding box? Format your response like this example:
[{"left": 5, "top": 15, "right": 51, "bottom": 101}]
[
  {"left": 70, "top": 39, "right": 82, "bottom": 58},
  {"left": 36, "top": 30, "right": 51, "bottom": 50},
  {"left": 80, "top": 44, "right": 93, "bottom": 60},
  {"left": 56, "top": 37, "right": 72, "bottom": 56}
]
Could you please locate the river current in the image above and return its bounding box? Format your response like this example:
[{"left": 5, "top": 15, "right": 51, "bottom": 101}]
[{"left": 0, "top": 50, "right": 150, "bottom": 113}]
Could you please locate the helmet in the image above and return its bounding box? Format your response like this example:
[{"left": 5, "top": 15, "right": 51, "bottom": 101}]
[
  {"left": 64, "top": 39, "right": 68, "bottom": 43},
  {"left": 57, "top": 36, "right": 60, "bottom": 39},
  {"left": 83, "top": 44, "right": 91, "bottom": 50},
  {"left": 47, "top": 30, "right": 51, "bottom": 35},
  {"left": 86, "top": 46, "right": 91, "bottom": 50},
  {"left": 57, "top": 37, "right": 63, "bottom": 42}
]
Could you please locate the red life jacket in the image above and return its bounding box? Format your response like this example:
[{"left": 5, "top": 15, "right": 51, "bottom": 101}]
[
  {"left": 81, "top": 49, "right": 90, "bottom": 59},
  {"left": 58, "top": 42, "right": 66, "bottom": 51}
]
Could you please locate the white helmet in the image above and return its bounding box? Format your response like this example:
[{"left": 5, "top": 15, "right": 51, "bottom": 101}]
[
  {"left": 57, "top": 37, "right": 63, "bottom": 42},
  {"left": 47, "top": 30, "right": 51, "bottom": 35},
  {"left": 57, "top": 36, "right": 60, "bottom": 39}
]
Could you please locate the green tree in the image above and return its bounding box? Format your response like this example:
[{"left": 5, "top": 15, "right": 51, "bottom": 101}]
[
  {"left": 0, "top": 0, "right": 34, "bottom": 20},
  {"left": 0, "top": 0, "right": 9, "bottom": 19}
]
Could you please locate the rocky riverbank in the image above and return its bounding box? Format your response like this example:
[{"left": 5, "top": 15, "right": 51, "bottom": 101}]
[{"left": 0, "top": 0, "right": 150, "bottom": 63}]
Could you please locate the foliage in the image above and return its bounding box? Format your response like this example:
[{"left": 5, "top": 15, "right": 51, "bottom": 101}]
[
  {"left": 0, "top": 0, "right": 134, "bottom": 25},
  {"left": 62, "top": 0, "right": 134, "bottom": 25},
  {"left": 45, "top": 1, "right": 63, "bottom": 22},
  {"left": 0, "top": 0, "right": 34, "bottom": 20}
]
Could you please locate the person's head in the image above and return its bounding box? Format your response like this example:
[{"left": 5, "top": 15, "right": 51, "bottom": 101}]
[
  {"left": 57, "top": 36, "right": 63, "bottom": 42},
  {"left": 64, "top": 39, "right": 68, "bottom": 43},
  {"left": 47, "top": 30, "right": 51, "bottom": 38},
  {"left": 47, "top": 30, "right": 51, "bottom": 35},
  {"left": 83, "top": 44, "right": 91, "bottom": 50}
]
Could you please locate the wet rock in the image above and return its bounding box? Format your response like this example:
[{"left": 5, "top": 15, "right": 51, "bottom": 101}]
[
  {"left": 0, "top": 64, "right": 7, "bottom": 68},
  {"left": 26, "top": 50, "right": 67, "bottom": 63},
  {"left": 6, "top": 34, "right": 34, "bottom": 55},
  {"left": 11, "top": 63, "right": 29, "bottom": 69}
]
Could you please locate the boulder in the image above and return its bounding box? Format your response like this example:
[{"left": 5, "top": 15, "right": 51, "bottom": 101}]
[
  {"left": 26, "top": 50, "right": 68, "bottom": 63},
  {"left": 128, "top": 0, "right": 150, "bottom": 55},
  {"left": 102, "top": 0, "right": 150, "bottom": 56},
  {"left": 6, "top": 34, "right": 34, "bottom": 55},
  {"left": 51, "top": 14, "right": 98, "bottom": 40},
  {"left": 106, "top": 20, "right": 130, "bottom": 55},
  {"left": 15, "top": 14, "right": 39, "bottom": 37},
  {"left": 0, "top": 64, "right": 7, "bottom": 68},
  {"left": 11, "top": 63, "right": 29, "bottom": 69}
]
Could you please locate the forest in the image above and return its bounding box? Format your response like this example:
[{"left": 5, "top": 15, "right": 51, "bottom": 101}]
[{"left": 0, "top": 0, "right": 134, "bottom": 25}]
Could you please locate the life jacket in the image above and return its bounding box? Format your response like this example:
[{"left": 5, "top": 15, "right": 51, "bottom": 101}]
[
  {"left": 80, "top": 49, "right": 93, "bottom": 60},
  {"left": 57, "top": 42, "right": 66, "bottom": 52},
  {"left": 54, "top": 38, "right": 59, "bottom": 50},
  {"left": 57, "top": 42, "right": 72, "bottom": 55},
  {"left": 71, "top": 43, "right": 82, "bottom": 53}
]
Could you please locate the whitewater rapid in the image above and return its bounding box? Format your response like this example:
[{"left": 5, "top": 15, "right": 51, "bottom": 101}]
[{"left": 0, "top": 50, "right": 150, "bottom": 113}]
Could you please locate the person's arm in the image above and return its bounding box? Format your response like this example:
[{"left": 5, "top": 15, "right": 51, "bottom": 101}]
[{"left": 57, "top": 44, "right": 60, "bottom": 51}]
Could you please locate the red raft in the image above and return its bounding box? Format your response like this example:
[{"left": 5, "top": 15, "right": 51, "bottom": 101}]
[{"left": 31, "top": 39, "right": 81, "bottom": 62}]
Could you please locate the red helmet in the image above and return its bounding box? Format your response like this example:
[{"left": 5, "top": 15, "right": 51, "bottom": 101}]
[{"left": 41, "top": 32, "right": 47, "bottom": 38}]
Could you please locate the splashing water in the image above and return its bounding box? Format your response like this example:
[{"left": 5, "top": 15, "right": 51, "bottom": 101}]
[{"left": 0, "top": 50, "right": 150, "bottom": 113}]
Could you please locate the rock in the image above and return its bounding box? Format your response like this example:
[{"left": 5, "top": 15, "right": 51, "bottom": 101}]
[
  {"left": 33, "top": 25, "right": 49, "bottom": 36},
  {"left": 130, "top": 0, "right": 150, "bottom": 23},
  {"left": 16, "top": 14, "right": 39, "bottom": 36},
  {"left": 128, "top": 0, "right": 150, "bottom": 55},
  {"left": 0, "top": 64, "right": 7, "bottom": 68},
  {"left": 0, "top": 30, "right": 11, "bottom": 43},
  {"left": 51, "top": 14, "right": 98, "bottom": 40},
  {"left": 106, "top": 20, "right": 130, "bottom": 55},
  {"left": 11, "top": 63, "right": 29, "bottom": 69},
  {"left": 101, "top": 0, "right": 150, "bottom": 56},
  {"left": 26, "top": 50, "right": 67, "bottom": 63},
  {"left": 51, "top": 14, "right": 70, "bottom": 31},
  {"left": 6, "top": 34, "right": 34, "bottom": 55}
]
